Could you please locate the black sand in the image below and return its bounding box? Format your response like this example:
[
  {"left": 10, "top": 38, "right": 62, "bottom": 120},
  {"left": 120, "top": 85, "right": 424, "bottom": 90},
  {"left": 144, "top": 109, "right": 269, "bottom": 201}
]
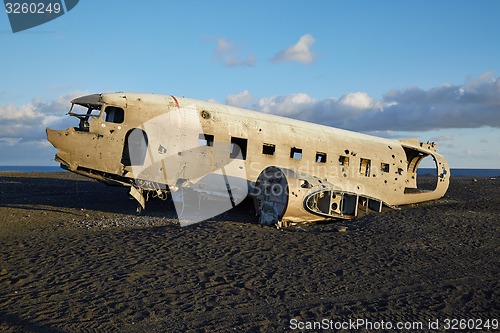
[{"left": 0, "top": 172, "right": 498, "bottom": 332}]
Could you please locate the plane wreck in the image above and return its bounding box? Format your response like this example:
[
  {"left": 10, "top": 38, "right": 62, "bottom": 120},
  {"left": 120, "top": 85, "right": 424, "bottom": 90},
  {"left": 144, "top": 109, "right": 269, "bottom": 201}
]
[{"left": 46, "top": 93, "right": 450, "bottom": 227}]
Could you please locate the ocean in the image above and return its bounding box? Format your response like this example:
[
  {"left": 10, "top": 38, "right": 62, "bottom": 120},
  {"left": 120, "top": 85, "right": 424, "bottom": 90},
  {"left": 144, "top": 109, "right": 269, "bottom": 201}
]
[
  {"left": 417, "top": 168, "right": 499, "bottom": 177},
  {"left": 0, "top": 166, "right": 499, "bottom": 177},
  {"left": 0, "top": 166, "right": 63, "bottom": 173}
]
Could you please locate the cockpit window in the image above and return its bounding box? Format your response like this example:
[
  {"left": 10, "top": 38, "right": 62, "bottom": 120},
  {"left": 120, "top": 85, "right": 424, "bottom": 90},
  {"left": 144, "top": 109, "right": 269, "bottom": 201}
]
[
  {"left": 69, "top": 103, "right": 101, "bottom": 117},
  {"left": 69, "top": 103, "right": 102, "bottom": 132},
  {"left": 104, "top": 106, "right": 124, "bottom": 123}
]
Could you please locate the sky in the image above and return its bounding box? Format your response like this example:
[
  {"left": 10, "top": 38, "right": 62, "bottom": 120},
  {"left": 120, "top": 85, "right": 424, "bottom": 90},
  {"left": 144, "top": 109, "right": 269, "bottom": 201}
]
[{"left": 0, "top": 0, "right": 499, "bottom": 168}]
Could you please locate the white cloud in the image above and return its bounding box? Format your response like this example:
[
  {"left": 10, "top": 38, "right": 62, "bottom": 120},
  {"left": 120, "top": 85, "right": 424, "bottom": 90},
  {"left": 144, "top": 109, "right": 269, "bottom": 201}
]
[
  {"left": 272, "top": 34, "right": 316, "bottom": 64},
  {"left": 257, "top": 93, "right": 315, "bottom": 117},
  {"left": 0, "top": 92, "right": 84, "bottom": 141},
  {"left": 226, "top": 90, "right": 253, "bottom": 108},
  {"left": 213, "top": 38, "right": 256, "bottom": 68},
  {"left": 0, "top": 91, "right": 89, "bottom": 165},
  {"left": 252, "top": 72, "right": 500, "bottom": 132}
]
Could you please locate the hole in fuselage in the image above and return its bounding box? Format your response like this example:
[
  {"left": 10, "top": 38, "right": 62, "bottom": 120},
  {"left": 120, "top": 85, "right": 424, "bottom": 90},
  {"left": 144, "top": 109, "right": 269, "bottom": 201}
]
[{"left": 403, "top": 147, "right": 438, "bottom": 194}]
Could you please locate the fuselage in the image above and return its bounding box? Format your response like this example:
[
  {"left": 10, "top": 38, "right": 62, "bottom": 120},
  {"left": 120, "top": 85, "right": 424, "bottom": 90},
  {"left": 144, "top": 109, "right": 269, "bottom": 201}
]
[{"left": 46, "top": 92, "right": 450, "bottom": 224}]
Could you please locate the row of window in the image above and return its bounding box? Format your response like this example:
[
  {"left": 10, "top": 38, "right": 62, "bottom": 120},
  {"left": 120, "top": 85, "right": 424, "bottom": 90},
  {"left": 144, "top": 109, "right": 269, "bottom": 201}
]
[
  {"left": 103, "top": 108, "right": 404, "bottom": 178},
  {"left": 109, "top": 109, "right": 402, "bottom": 178},
  {"left": 106, "top": 108, "right": 402, "bottom": 177},
  {"left": 199, "top": 134, "right": 402, "bottom": 176}
]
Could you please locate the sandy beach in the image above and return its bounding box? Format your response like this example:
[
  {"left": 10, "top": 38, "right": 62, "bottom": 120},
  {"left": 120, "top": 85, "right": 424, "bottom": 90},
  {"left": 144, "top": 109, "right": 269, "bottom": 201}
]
[{"left": 0, "top": 172, "right": 498, "bottom": 332}]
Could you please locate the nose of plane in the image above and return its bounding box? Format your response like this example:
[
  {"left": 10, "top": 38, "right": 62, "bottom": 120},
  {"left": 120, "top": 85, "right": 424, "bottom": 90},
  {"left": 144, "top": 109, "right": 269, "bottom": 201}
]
[
  {"left": 46, "top": 127, "right": 62, "bottom": 149},
  {"left": 46, "top": 127, "right": 72, "bottom": 168}
]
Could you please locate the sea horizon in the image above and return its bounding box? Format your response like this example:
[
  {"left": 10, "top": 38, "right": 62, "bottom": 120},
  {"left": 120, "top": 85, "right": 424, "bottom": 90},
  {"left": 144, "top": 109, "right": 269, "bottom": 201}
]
[{"left": 0, "top": 165, "right": 498, "bottom": 177}]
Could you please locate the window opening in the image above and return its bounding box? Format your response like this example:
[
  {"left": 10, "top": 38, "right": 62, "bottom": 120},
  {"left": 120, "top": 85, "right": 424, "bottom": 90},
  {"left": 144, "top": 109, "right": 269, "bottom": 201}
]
[
  {"left": 316, "top": 152, "right": 327, "bottom": 163},
  {"left": 339, "top": 155, "right": 349, "bottom": 166},
  {"left": 104, "top": 106, "right": 124, "bottom": 124},
  {"left": 262, "top": 143, "right": 275, "bottom": 155},
  {"left": 198, "top": 133, "right": 214, "bottom": 147},
  {"left": 230, "top": 137, "right": 248, "bottom": 160},
  {"left": 359, "top": 158, "right": 371, "bottom": 177},
  {"left": 69, "top": 103, "right": 102, "bottom": 131},
  {"left": 381, "top": 163, "right": 390, "bottom": 173},
  {"left": 290, "top": 147, "right": 302, "bottom": 160}
]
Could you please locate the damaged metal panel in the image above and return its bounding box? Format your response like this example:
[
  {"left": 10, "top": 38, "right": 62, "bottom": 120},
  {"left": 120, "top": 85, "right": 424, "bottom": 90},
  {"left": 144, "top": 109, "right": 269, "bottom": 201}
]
[{"left": 71, "top": 94, "right": 103, "bottom": 108}]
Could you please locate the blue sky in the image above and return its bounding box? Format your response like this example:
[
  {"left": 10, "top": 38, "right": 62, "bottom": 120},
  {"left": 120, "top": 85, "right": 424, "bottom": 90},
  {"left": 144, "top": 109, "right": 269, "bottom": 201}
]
[{"left": 0, "top": 0, "right": 499, "bottom": 168}]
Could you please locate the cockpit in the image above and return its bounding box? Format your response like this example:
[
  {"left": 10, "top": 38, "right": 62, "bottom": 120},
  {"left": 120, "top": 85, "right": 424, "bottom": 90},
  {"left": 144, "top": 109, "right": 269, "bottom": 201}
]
[
  {"left": 68, "top": 94, "right": 103, "bottom": 131},
  {"left": 68, "top": 94, "right": 125, "bottom": 131}
]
